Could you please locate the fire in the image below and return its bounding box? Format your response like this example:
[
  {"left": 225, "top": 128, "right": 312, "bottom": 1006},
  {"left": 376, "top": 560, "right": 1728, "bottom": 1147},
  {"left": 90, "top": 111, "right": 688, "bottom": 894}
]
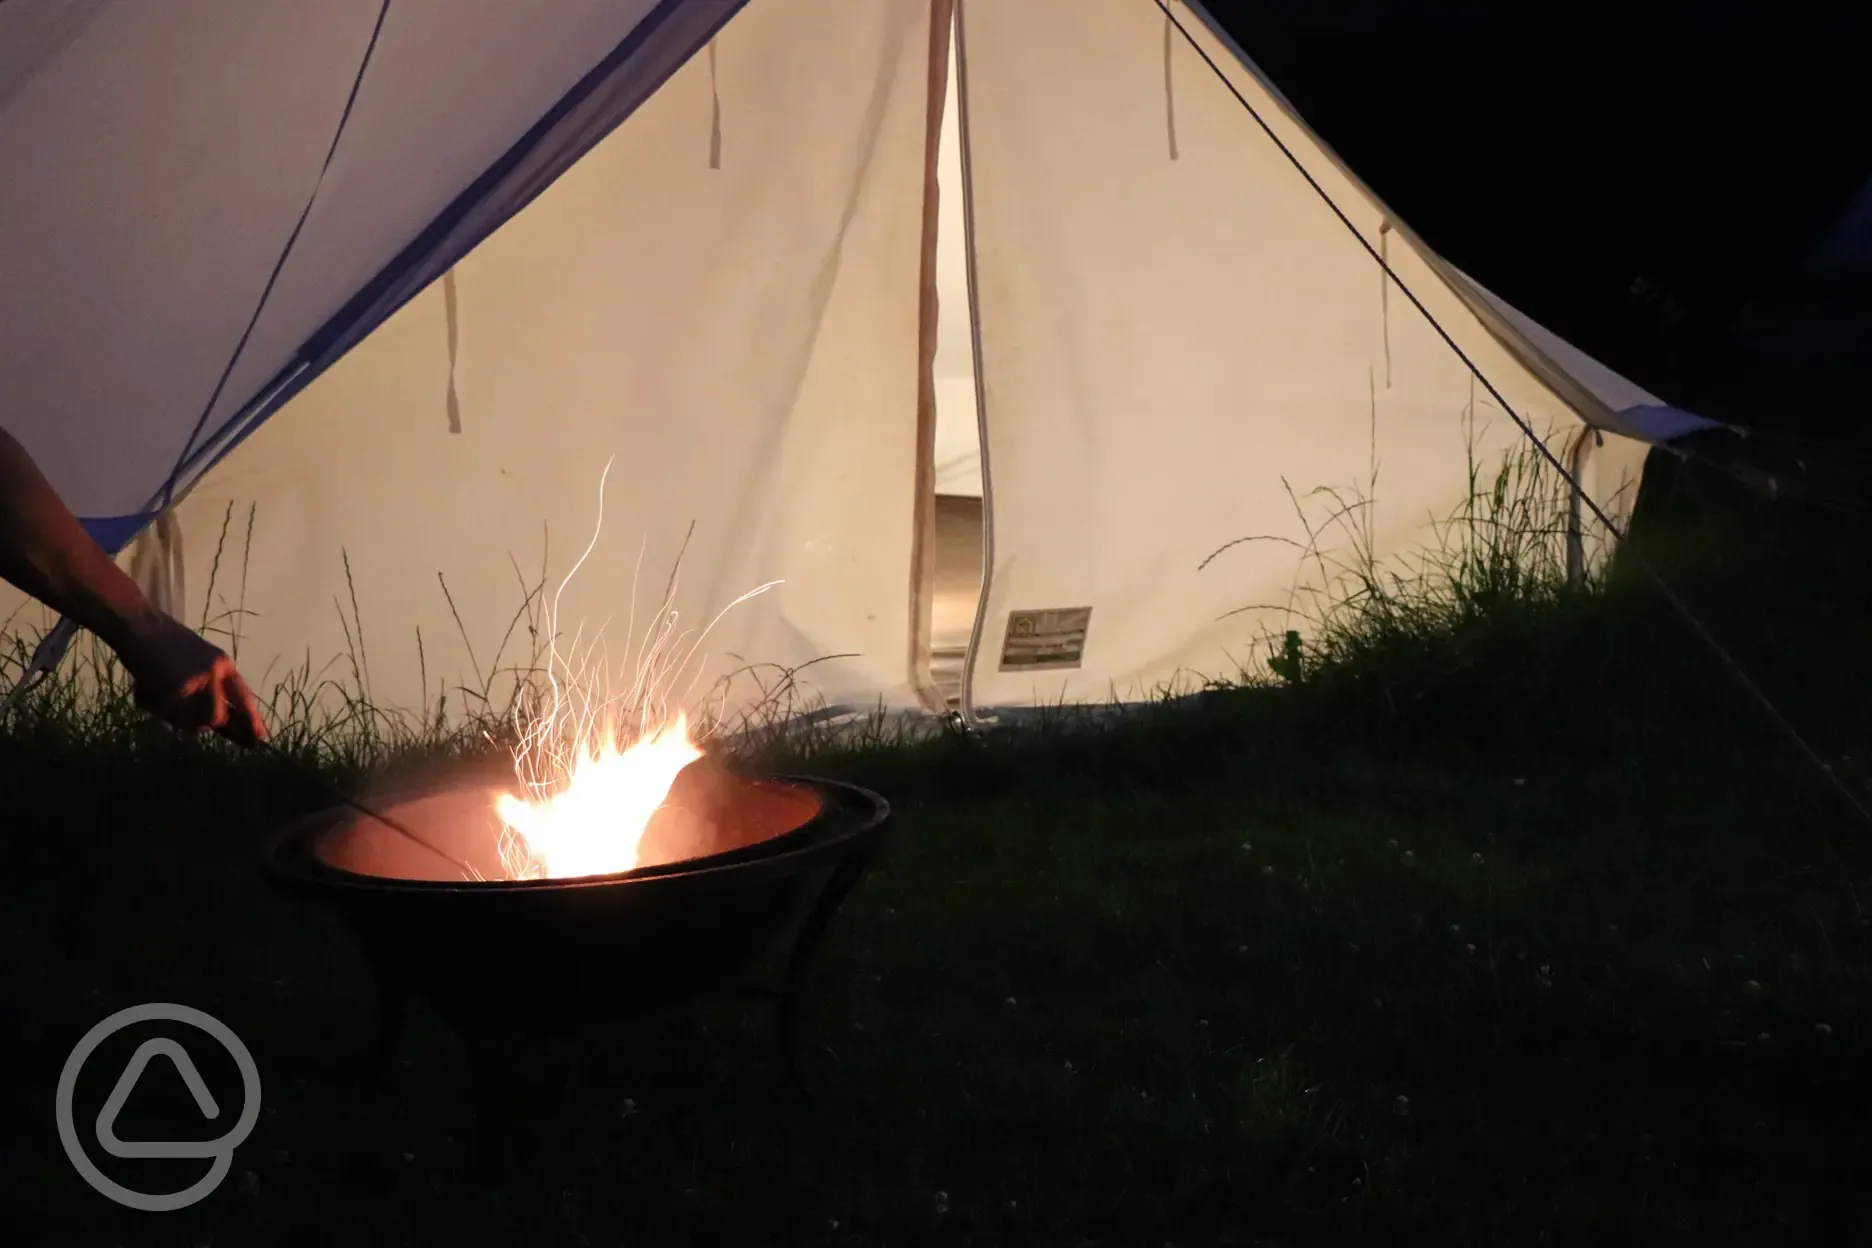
[
  {"left": 494, "top": 711, "right": 702, "bottom": 879},
  {"left": 489, "top": 457, "right": 779, "bottom": 882}
]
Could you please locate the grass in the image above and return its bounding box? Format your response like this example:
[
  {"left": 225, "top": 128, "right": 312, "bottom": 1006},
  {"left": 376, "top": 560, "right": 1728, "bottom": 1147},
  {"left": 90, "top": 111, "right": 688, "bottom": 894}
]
[{"left": 4, "top": 443, "right": 1872, "bottom": 1244}]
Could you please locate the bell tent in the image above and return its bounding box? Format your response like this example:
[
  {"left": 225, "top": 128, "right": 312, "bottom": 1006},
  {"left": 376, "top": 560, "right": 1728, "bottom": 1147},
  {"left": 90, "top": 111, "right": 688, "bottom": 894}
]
[{"left": 0, "top": 0, "right": 1716, "bottom": 728}]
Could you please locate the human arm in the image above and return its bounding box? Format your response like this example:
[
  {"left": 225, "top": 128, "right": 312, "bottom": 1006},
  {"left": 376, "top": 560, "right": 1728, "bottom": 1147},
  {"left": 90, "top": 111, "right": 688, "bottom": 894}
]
[{"left": 0, "top": 426, "right": 266, "bottom": 745}]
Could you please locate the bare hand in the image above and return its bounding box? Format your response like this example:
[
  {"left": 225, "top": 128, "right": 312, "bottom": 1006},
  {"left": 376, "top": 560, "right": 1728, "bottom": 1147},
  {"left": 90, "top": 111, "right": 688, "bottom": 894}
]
[{"left": 114, "top": 612, "right": 268, "bottom": 747}]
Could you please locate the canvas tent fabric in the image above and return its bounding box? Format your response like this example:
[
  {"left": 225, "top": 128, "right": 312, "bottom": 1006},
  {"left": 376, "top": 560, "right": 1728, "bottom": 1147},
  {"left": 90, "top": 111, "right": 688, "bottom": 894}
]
[
  {"left": 1, "top": 0, "right": 744, "bottom": 530},
  {"left": 0, "top": 0, "right": 1694, "bottom": 727},
  {"left": 952, "top": 0, "right": 1665, "bottom": 712}
]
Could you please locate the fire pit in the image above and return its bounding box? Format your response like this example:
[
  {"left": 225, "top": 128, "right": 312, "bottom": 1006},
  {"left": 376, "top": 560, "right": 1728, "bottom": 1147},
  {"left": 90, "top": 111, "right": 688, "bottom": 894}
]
[{"left": 265, "top": 763, "right": 889, "bottom": 1117}]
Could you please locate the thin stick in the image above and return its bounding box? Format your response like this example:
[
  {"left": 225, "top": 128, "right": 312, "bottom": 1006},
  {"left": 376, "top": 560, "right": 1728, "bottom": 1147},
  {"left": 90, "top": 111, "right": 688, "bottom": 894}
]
[{"left": 261, "top": 741, "right": 479, "bottom": 879}]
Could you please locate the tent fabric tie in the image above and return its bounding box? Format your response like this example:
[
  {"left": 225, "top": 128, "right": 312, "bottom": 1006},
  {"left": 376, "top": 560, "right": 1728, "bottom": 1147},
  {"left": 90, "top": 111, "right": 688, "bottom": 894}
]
[
  {"left": 708, "top": 38, "right": 723, "bottom": 169},
  {"left": 442, "top": 267, "right": 463, "bottom": 433},
  {"left": 1161, "top": 5, "right": 1180, "bottom": 161}
]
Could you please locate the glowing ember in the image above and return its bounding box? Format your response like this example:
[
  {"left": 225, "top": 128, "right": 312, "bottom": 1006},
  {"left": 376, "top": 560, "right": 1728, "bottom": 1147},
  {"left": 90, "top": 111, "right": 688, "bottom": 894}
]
[
  {"left": 490, "top": 458, "right": 779, "bottom": 882},
  {"left": 495, "top": 712, "right": 702, "bottom": 879}
]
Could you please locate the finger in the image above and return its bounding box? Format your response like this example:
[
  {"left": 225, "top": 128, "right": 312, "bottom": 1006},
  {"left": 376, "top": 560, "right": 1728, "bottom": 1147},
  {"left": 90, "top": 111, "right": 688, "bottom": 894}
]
[
  {"left": 222, "top": 672, "right": 266, "bottom": 748},
  {"left": 206, "top": 668, "right": 231, "bottom": 736}
]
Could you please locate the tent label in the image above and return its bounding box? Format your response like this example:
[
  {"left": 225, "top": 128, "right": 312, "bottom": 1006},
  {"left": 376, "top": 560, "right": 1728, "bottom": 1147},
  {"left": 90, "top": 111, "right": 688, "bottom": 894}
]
[{"left": 999, "top": 607, "right": 1092, "bottom": 672}]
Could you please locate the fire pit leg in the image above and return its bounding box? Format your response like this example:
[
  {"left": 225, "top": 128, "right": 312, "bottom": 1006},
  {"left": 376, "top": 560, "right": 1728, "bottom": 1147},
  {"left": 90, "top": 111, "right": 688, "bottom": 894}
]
[{"left": 777, "top": 851, "right": 876, "bottom": 1096}]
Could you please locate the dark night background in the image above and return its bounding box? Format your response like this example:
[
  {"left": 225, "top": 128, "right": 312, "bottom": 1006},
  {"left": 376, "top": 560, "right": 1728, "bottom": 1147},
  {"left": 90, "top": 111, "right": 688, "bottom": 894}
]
[{"left": 1202, "top": 0, "right": 1870, "bottom": 439}]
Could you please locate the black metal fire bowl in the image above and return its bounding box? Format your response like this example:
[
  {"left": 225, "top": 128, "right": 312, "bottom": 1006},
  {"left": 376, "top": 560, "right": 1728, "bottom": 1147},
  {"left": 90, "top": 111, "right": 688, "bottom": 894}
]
[{"left": 264, "top": 766, "right": 890, "bottom": 1046}]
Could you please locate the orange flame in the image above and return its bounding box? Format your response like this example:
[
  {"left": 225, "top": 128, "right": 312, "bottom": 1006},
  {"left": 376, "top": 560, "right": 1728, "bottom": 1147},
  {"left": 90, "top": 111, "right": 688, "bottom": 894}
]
[
  {"left": 491, "top": 458, "right": 779, "bottom": 881},
  {"left": 495, "top": 711, "right": 701, "bottom": 879}
]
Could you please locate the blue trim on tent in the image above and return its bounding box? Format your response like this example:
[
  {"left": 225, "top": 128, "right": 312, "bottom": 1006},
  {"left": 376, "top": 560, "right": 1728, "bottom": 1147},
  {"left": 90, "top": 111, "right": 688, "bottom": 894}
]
[
  {"left": 167, "top": 0, "right": 750, "bottom": 505},
  {"left": 80, "top": 514, "right": 156, "bottom": 557}
]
